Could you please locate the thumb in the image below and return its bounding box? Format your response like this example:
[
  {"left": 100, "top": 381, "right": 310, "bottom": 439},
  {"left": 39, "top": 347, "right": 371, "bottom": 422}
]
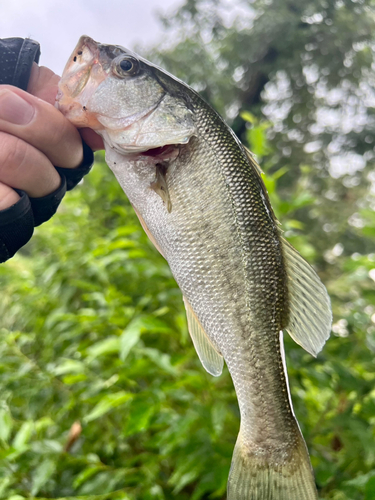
[
  {"left": 27, "top": 63, "right": 104, "bottom": 151},
  {"left": 27, "top": 63, "right": 60, "bottom": 105}
]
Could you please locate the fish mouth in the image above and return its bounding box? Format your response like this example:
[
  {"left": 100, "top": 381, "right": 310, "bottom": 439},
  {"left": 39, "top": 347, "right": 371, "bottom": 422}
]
[
  {"left": 56, "top": 36, "right": 108, "bottom": 128},
  {"left": 58, "top": 36, "right": 99, "bottom": 99},
  {"left": 59, "top": 35, "right": 126, "bottom": 97},
  {"left": 57, "top": 35, "right": 133, "bottom": 128}
]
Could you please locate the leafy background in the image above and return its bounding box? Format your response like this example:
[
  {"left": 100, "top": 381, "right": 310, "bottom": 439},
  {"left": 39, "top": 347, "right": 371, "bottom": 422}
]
[{"left": 1, "top": 0, "right": 375, "bottom": 499}]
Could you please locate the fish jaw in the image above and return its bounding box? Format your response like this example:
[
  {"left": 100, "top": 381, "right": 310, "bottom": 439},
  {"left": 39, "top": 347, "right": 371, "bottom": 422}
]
[{"left": 56, "top": 36, "right": 107, "bottom": 129}]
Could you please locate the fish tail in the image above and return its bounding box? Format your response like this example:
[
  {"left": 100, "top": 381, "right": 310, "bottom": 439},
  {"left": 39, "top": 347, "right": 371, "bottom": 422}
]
[{"left": 227, "top": 432, "right": 318, "bottom": 500}]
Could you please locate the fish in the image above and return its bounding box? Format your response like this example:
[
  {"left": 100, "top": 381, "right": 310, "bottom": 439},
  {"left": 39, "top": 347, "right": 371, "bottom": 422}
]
[{"left": 57, "top": 36, "right": 332, "bottom": 500}]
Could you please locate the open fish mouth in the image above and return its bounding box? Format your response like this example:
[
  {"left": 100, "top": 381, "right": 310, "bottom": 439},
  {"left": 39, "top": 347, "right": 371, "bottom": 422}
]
[
  {"left": 56, "top": 37, "right": 96, "bottom": 99},
  {"left": 56, "top": 36, "right": 108, "bottom": 127},
  {"left": 56, "top": 35, "right": 136, "bottom": 107}
]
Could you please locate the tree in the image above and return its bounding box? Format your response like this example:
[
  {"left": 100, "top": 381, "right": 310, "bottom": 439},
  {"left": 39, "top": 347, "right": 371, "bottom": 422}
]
[{"left": 149, "top": 0, "right": 375, "bottom": 256}]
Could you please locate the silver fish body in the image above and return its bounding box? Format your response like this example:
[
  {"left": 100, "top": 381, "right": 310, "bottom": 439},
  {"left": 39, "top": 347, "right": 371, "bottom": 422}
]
[{"left": 58, "top": 36, "right": 332, "bottom": 499}]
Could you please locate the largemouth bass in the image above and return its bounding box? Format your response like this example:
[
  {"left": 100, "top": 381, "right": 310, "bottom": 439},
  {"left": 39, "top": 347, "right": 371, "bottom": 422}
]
[{"left": 57, "top": 36, "right": 332, "bottom": 500}]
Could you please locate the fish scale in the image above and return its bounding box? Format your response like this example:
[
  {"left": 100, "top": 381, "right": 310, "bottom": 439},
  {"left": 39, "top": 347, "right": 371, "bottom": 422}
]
[{"left": 58, "top": 35, "right": 332, "bottom": 499}]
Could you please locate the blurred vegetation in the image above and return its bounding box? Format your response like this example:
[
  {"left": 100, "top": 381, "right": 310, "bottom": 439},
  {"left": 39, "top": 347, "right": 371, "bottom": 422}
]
[{"left": 1, "top": 0, "right": 375, "bottom": 499}]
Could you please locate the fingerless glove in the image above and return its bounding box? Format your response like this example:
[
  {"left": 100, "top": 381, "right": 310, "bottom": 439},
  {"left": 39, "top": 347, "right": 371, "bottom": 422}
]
[{"left": 0, "top": 38, "right": 94, "bottom": 263}]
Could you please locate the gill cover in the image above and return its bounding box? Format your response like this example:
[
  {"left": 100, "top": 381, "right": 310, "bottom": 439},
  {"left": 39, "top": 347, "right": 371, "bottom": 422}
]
[{"left": 99, "top": 93, "right": 196, "bottom": 153}]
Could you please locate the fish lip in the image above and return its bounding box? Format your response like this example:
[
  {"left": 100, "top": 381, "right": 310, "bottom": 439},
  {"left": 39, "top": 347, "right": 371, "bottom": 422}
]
[
  {"left": 66, "top": 35, "right": 100, "bottom": 72},
  {"left": 78, "top": 35, "right": 99, "bottom": 54},
  {"left": 57, "top": 36, "right": 101, "bottom": 103},
  {"left": 57, "top": 35, "right": 127, "bottom": 105},
  {"left": 56, "top": 36, "right": 108, "bottom": 128}
]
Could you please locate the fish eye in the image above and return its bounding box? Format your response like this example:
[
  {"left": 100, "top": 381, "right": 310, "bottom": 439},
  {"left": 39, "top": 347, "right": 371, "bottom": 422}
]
[
  {"left": 120, "top": 59, "right": 133, "bottom": 72},
  {"left": 114, "top": 56, "right": 139, "bottom": 77}
]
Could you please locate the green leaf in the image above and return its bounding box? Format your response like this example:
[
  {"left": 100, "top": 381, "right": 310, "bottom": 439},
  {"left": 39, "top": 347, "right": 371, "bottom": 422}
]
[
  {"left": 285, "top": 219, "right": 305, "bottom": 230},
  {"left": 0, "top": 477, "right": 11, "bottom": 497},
  {"left": 87, "top": 336, "right": 120, "bottom": 359},
  {"left": 31, "top": 458, "right": 56, "bottom": 495},
  {"left": 120, "top": 323, "right": 142, "bottom": 362},
  {"left": 124, "top": 396, "right": 156, "bottom": 436},
  {"left": 0, "top": 407, "right": 13, "bottom": 442},
  {"left": 143, "top": 347, "right": 177, "bottom": 375},
  {"left": 84, "top": 392, "right": 133, "bottom": 423},
  {"left": 73, "top": 465, "right": 102, "bottom": 488},
  {"left": 52, "top": 358, "right": 85, "bottom": 376},
  {"left": 271, "top": 166, "right": 289, "bottom": 181},
  {"left": 247, "top": 126, "right": 271, "bottom": 158},
  {"left": 240, "top": 110, "right": 257, "bottom": 123},
  {"left": 120, "top": 315, "right": 171, "bottom": 361},
  {"left": 366, "top": 476, "right": 375, "bottom": 500},
  {"left": 12, "top": 421, "right": 33, "bottom": 450}
]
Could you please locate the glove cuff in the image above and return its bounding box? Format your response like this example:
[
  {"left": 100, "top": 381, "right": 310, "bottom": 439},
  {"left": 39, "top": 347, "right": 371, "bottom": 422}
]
[{"left": 0, "top": 37, "right": 41, "bottom": 90}]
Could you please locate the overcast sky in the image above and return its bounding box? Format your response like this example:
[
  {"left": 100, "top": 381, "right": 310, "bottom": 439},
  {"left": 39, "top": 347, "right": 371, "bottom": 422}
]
[{"left": 1, "top": 0, "right": 181, "bottom": 74}]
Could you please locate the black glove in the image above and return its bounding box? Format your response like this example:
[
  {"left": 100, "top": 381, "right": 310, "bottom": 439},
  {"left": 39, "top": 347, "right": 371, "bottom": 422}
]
[{"left": 0, "top": 38, "right": 94, "bottom": 263}]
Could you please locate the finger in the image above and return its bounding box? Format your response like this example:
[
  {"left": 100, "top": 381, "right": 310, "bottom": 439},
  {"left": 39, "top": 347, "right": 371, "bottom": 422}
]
[
  {"left": 0, "top": 132, "right": 60, "bottom": 198},
  {"left": 80, "top": 127, "right": 104, "bottom": 151},
  {"left": 0, "top": 85, "right": 83, "bottom": 169},
  {"left": 0, "top": 181, "right": 20, "bottom": 211},
  {"left": 27, "top": 63, "right": 60, "bottom": 106}
]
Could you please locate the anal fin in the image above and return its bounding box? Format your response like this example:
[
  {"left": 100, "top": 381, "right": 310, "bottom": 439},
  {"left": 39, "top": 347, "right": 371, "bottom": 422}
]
[{"left": 183, "top": 297, "right": 224, "bottom": 377}]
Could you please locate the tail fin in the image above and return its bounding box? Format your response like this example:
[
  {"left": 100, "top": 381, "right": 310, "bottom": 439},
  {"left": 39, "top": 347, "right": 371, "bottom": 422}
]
[{"left": 227, "top": 434, "right": 318, "bottom": 500}]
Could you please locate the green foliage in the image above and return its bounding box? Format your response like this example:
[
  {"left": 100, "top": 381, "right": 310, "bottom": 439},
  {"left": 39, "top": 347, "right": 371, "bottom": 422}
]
[{"left": 0, "top": 158, "right": 237, "bottom": 499}]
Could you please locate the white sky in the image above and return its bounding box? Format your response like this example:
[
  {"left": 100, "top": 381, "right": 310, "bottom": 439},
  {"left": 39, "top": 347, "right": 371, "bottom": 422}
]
[{"left": 1, "top": 0, "right": 181, "bottom": 75}]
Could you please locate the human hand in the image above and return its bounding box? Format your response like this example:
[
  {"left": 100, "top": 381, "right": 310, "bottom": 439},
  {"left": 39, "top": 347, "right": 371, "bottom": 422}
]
[{"left": 0, "top": 63, "right": 104, "bottom": 211}]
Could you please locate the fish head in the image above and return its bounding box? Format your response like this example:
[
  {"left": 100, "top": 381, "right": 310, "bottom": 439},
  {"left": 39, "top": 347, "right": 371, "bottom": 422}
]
[{"left": 57, "top": 36, "right": 196, "bottom": 154}]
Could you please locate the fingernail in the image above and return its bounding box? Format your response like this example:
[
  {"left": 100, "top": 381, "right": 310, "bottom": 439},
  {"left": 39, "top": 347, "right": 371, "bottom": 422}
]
[{"left": 0, "top": 89, "right": 35, "bottom": 125}]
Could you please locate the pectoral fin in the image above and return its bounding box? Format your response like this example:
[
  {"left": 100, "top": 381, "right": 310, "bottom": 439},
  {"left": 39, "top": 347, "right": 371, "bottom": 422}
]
[
  {"left": 282, "top": 237, "right": 332, "bottom": 357},
  {"left": 150, "top": 163, "right": 172, "bottom": 213},
  {"left": 183, "top": 297, "right": 224, "bottom": 377}
]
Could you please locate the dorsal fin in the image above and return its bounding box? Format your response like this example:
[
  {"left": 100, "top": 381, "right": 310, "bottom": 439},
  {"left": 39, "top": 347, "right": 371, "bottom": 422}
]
[
  {"left": 242, "top": 145, "right": 279, "bottom": 224},
  {"left": 282, "top": 237, "right": 332, "bottom": 356},
  {"left": 243, "top": 145, "right": 264, "bottom": 178},
  {"left": 183, "top": 297, "right": 224, "bottom": 377}
]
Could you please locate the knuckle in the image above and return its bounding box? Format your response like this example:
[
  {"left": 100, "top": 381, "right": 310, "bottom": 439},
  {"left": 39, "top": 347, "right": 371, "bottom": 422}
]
[
  {"left": 48, "top": 116, "right": 69, "bottom": 147},
  {"left": 47, "top": 117, "right": 82, "bottom": 167},
  {"left": 0, "top": 133, "right": 28, "bottom": 177}
]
